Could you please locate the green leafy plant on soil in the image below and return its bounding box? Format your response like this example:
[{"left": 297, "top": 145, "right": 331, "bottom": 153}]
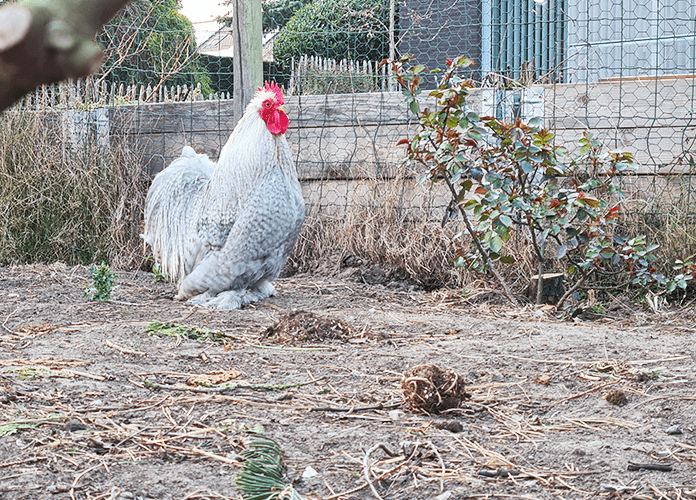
[
  {"left": 144, "top": 321, "right": 229, "bottom": 342},
  {"left": 0, "top": 415, "right": 67, "bottom": 437},
  {"left": 151, "top": 263, "right": 170, "bottom": 282},
  {"left": 391, "top": 55, "right": 693, "bottom": 308},
  {"left": 235, "top": 433, "right": 304, "bottom": 500},
  {"left": 0, "top": 422, "right": 40, "bottom": 437},
  {"left": 85, "top": 263, "right": 117, "bottom": 301}
]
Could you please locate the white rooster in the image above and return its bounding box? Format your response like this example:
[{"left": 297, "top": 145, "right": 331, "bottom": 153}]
[{"left": 143, "top": 81, "right": 305, "bottom": 309}]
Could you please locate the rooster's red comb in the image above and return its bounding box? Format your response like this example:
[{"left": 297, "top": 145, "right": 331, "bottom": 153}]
[{"left": 258, "top": 80, "right": 284, "bottom": 105}]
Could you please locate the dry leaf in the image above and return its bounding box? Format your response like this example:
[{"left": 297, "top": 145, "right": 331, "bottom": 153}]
[{"left": 187, "top": 369, "right": 242, "bottom": 386}]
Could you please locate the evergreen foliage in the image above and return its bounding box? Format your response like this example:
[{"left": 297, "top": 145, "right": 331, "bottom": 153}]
[{"left": 273, "top": 0, "right": 389, "bottom": 70}]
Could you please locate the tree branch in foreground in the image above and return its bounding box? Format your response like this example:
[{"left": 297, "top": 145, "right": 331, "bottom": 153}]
[{"left": 0, "top": 0, "right": 130, "bottom": 112}]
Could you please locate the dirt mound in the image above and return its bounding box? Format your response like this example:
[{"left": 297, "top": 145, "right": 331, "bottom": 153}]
[
  {"left": 402, "top": 364, "right": 470, "bottom": 414},
  {"left": 263, "top": 310, "right": 354, "bottom": 343}
]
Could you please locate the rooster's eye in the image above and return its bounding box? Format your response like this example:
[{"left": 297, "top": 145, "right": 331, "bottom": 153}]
[{"left": 264, "top": 101, "right": 271, "bottom": 107}]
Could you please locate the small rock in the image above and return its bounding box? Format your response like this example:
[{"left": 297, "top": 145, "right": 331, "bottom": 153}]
[
  {"left": 302, "top": 466, "right": 319, "bottom": 478},
  {"left": 388, "top": 410, "right": 403, "bottom": 421},
  {"left": 64, "top": 420, "right": 88, "bottom": 432},
  {"left": 434, "top": 492, "right": 453, "bottom": 500},
  {"left": 0, "top": 388, "right": 17, "bottom": 404},
  {"left": 666, "top": 425, "right": 682, "bottom": 435},
  {"left": 434, "top": 420, "right": 464, "bottom": 433},
  {"left": 47, "top": 484, "right": 70, "bottom": 494}
]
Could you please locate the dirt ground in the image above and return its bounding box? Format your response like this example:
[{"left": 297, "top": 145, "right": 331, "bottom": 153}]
[{"left": 1, "top": 263, "right": 695, "bottom": 500}]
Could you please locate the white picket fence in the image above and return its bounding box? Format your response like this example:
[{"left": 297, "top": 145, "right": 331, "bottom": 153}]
[
  {"left": 23, "top": 55, "right": 388, "bottom": 107},
  {"left": 24, "top": 78, "right": 231, "bottom": 108},
  {"left": 288, "top": 55, "right": 391, "bottom": 95}
]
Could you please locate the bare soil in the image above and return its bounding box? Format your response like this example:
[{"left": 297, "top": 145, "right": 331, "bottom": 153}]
[{"left": 1, "top": 263, "right": 695, "bottom": 500}]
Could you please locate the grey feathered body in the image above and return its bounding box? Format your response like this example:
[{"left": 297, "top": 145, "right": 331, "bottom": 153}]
[{"left": 143, "top": 93, "right": 305, "bottom": 309}]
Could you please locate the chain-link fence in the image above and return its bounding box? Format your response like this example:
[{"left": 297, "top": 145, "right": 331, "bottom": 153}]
[{"left": 6, "top": 0, "right": 696, "bottom": 275}]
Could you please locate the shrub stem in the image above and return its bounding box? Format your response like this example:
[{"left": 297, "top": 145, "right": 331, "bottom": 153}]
[{"left": 443, "top": 174, "right": 518, "bottom": 305}]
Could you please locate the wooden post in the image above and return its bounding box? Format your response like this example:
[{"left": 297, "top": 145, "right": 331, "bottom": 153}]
[
  {"left": 388, "top": 0, "right": 395, "bottom": 91},
  {"left": 232, "top": 0, "right": 263, "bottom": 126}
]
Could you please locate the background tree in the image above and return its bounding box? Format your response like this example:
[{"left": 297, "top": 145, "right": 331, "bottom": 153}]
[
  {"left": 97, "top": 0, "right": 212, "bottom": 95},
  {"left": 261, "top": 0, "right": 313, "bottom": 33},
  {"left": 219, "top": 0, "right": 314, "bottom": 34},
  {"left": 272, "top": 0, "right": 389, "bottom": 70}
]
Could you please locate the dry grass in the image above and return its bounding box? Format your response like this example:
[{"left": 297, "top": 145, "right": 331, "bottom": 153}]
[
  {"left": 286, "top": 160, "right": 467, "bottom": 287},
  {"left": 0, "top": 105, "right": 148, "bottom": 268}
]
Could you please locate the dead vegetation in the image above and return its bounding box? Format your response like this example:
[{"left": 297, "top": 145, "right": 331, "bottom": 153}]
[
  {"left": 262, "top": 309, "right": 356, "bottom": 344},
  {"left": 401, "top": 364, "right": 470, "bottom": 414},
  {"left": 0, "top": 106, "right": 148, "bottom": 269}
]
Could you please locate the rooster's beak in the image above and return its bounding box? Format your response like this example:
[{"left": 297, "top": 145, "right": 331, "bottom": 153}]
[{"left": 277, "top": 105, "right": 287, "bottom": 113}]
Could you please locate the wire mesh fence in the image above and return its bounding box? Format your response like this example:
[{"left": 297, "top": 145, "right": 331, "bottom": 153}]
[
  {"left": 101, "top": 0, "right": 696, "bottom": 211},
  {"left": 4, "top": 0, "right": 696, "bottom": 272}
]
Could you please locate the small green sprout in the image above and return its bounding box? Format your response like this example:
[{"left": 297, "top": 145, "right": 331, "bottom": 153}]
[
  {"left": 152, "top": 263, "right": 170, "bottom": 282},
  {"left": 85, "top": 263, "right": 117, "bottom": 301}
]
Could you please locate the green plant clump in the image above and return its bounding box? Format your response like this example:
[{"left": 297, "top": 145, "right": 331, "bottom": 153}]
[
  {"left": 144, "top": 321, "right": 228, "bottom": 342},
  {"left": 235, "top": 433, "right": 304, "bottom": 500},
  {"left": 0, "top": 422, "right": 40, "bottom": 437},
  {"left": 85, "top": 264, "right": 117, "bottom": 301}
]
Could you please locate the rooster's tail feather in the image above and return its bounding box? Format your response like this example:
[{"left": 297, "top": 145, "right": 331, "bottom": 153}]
[{"left": 144, "top": 147, "right": 215, "bottom": 283}]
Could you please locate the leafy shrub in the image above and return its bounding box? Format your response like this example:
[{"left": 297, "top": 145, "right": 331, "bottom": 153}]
[
  {"left": 98, "top": 0, "right": 212, "bottom": 93},
  {"left": 393, "top": 56, "right": 671, "bottom": 307},
  {"left": 273, "top": 0, "right": 389, "bottom": 70},
  {"left": 262, "top": 0, "right": 315, "bottom": 33}
]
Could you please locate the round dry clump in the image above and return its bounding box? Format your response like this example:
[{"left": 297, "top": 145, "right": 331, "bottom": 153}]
[
  {"left": 401, "top": 364, "right": 470, "bottom": 414},
  {"left": 263, "top": 310, "right": 354, "bottom": 344},
  {"left": 604, "top": 389, "right": 628, "bottom": 406}
]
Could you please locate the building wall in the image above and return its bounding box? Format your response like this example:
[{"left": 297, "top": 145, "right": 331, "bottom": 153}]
[
  {"left": 566, "top": 0, "right": 696, "bottom": 82},
  {"left": 398, "top": 0, "right": 483, "bottom": 84}
]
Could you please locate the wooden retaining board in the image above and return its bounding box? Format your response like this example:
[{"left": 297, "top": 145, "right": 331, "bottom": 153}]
[{"left": 110, "top": 81, "right": 695, "bottom": 181}]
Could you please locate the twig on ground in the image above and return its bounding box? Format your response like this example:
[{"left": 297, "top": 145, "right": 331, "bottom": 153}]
[
  {"left": 70, "top": 463, "right": 104, "bottom": 500},
  {"left": 1, "top": 309, "right": 18, "bottom": 335},
  {"left": 544, "top": 380, "right": 619, "bottom": 407},
  {"left": 105, "top": 339, "right": 147, "bottom": 357},
  {"left": 310, "top": 402, "right": 401, "bottom": 412},
  {"left": 428, "top": 441, "right": 446, "bottom": 492},
  {"left": 554, "top": 475, "right": 591, "bottom": 494},
  {"left": 246, "top": 343, "right": 336, "bottom": 351},
  {"left": 627, "top": 463, "right": 673, "bottom": 472},
  {"left": 363, "top": 443, "right": 386, "bottom": 500},
  {"left": 135, "top": 374, "right": 325, "bottom": 393},
  {"left": 64, "top": 369, "right": 106, "bottom": 381}
]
